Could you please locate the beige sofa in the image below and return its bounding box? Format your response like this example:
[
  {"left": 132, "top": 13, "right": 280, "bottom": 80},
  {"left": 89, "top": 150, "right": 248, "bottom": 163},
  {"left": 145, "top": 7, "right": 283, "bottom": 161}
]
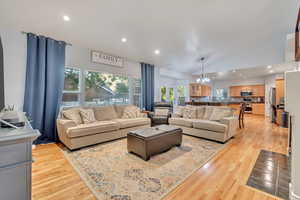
[
  {"left": 169, "top": 106, "right": 238, "bottom": 143},
  {"left": 57, "top": 105, "right": 151, "bottom": 150}
]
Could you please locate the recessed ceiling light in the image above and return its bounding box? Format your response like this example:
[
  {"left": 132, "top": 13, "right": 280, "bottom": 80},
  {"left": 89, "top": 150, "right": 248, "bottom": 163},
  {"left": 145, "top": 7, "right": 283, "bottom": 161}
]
[
  {"left": 121, "top": 37, "right": 127, "bottom": 43},
  {"left": 154, "top": 49, "right": 160, "bottom": 55},
  {"left": 63, "top": 15, "right": 70, "bottom": 21},
  {"left": 267, "top": 65, "right": 272, "bottom": 69}
]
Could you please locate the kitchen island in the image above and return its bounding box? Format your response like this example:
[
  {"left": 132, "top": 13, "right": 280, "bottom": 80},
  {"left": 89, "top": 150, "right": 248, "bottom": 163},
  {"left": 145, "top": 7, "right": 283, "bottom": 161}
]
[{"left": 186, "top": 101, "right": 265, "bottom": 115}]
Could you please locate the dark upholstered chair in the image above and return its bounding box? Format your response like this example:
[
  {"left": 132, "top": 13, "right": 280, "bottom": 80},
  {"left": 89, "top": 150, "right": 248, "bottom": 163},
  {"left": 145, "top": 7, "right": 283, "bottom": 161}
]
[{"left": 149, "top": 102, "right": 173, "bottom": 126}]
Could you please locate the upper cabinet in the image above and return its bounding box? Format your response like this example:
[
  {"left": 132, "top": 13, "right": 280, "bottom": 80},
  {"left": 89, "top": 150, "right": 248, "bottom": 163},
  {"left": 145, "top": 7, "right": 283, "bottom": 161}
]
[
  {"left": 275, "top": 79, "right": 284, "bottom": 105},
  {"left": 190, "top": 83, "right": 211, "bottom": 97},
  {"left": 252, "top": 85, "right": 265, "bottom": 97},
  {"left": 229, "top": 86, "right": 242, "bottom": 97},
  {"left": 229, "top": 85, "right": 265, "bottom": 97}
]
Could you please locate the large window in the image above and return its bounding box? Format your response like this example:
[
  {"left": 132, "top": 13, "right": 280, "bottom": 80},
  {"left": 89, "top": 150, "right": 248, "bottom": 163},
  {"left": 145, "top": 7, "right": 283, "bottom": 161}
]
[
  {"left": 132, "top": 78, "right": 142, "bottom": 108},
  {"left": 177, "top": 86, "right": 185, "bottom": 97},
  {"left": 215, "top": 88, "right": 228, "bottom": 99},
  {"left": 84, "top": 71, "right": 141, "bottom": 107},
  {"left": 177, "top": 85, "right": 186, "bottom": 105},
  {"left": 62, "top": 68, "right": 80, "bottom": 106},
  {"left": 62, "top": 68, "right": 141, "bottom": 107},
  {"left": 85, "top": 71, "right": 129, "bottom": 106}
]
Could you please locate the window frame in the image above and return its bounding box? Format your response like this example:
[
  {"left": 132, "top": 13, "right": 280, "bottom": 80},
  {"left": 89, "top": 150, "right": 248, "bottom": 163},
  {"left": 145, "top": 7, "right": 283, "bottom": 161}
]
[
  {"left": 62, "top": 67, "right": 141, "bottom": 107},
  {"left": 62, "top": 66, "right": 82, "bottom": 107}
]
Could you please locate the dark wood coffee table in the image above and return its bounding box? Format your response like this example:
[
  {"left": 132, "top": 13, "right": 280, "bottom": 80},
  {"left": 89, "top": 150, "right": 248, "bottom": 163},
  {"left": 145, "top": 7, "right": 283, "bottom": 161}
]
[{"left": 127, "top": 125, "right": 182, "bottom": 161}]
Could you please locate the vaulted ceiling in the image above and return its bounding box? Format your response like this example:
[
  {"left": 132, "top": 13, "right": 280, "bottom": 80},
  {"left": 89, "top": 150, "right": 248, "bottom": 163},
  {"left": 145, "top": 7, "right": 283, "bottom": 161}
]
[{"left": 0, "top": 0, "right": 299, "bottom": 75}]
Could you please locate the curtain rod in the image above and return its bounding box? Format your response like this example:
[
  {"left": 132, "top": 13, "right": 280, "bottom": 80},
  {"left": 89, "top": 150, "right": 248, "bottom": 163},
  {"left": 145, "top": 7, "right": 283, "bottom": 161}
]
[{"left": 21, "top": 31, "right": 72, "bottom": 46}]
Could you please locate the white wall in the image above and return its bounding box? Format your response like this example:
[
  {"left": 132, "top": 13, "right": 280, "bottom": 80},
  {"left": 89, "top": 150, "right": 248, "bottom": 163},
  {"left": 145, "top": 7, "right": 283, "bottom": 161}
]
[
  {"left": 0, "top": 28, "right": 143, "bottom": 111},
  {"left": 0, "top": 28, "right": 27, "bottom": 111},
  {"left": 285, "top": 70, "right": 300, "bottom": 200},
  {"left": 66, "top": 45, "right": 141, "bottom": 78},
  {"left": 285, "top": 33, "right": 299, "bottom": 63}
]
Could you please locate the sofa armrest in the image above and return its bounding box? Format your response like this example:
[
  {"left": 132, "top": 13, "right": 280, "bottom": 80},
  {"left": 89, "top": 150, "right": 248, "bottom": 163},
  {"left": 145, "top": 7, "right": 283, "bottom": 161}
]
[
  {"left": 56, "top": 119, "right": 77, "bottom": 139},
  {"left": 219, "top": 117, "right": 238, "bottom": 138},
  {"left": 138, "top": 112, "right": 148, "bottom": 118}
]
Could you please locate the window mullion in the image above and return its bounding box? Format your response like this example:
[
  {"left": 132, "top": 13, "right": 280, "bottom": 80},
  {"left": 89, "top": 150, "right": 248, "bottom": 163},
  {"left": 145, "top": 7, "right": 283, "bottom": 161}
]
[{"left": 79, "top": 69, "right": 85, "bottom": 106}]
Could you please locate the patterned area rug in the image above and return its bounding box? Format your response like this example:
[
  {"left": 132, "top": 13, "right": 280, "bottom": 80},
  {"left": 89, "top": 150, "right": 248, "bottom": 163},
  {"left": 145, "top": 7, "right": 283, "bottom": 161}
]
[{"left": 63, "top": 135, "right": 226, "bottom": 200}]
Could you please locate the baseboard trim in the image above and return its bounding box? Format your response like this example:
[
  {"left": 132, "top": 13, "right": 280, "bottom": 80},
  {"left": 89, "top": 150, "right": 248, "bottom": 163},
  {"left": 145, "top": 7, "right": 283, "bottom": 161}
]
[{"left": 290, "top": 183, "right": 300, "bottom": 200}]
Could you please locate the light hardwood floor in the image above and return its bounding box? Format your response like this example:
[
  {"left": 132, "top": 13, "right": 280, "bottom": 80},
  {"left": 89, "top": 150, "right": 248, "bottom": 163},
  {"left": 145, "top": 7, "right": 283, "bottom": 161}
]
[{"left": 32, "top": 115, "right": 288, "bottom": 200}]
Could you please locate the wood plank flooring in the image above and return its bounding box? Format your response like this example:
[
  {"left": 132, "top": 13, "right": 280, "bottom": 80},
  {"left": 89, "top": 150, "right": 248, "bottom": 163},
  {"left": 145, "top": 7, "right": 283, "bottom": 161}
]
[{"left": 32, "top": 115, "right": 288, "bottom": 200}]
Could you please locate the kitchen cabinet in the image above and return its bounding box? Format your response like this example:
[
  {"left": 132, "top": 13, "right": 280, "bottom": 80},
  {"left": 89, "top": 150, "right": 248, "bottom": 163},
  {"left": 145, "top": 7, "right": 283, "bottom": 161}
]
[
  {"left": 229, "top": 85, "right": 265, "bottom": 97},
  {"left": 229, "top": 86, "right": 242, "bottom": 97},
  {"left": 201, "top": 85, "right": 211, "bottom": 97},
  {"left": 252, "top": 85, "right": 265, "bottom": 97},
  {"left": 252, "top": 103, "right": 265, "bottom": 115},
  {"left": 190, "top": 83, "right": 201, "bottom": 97},
  {"left": 276, "top": 79, "right": 284, "bottom": 105},
  {"left": 189, "top": 83, "right": 211, "bottom": 97}
]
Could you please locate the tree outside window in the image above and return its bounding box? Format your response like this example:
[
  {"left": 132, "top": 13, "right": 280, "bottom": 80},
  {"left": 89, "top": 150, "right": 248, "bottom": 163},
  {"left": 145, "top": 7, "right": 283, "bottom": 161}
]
[
  {"left": 169, "top": 88, "right": 174, "bottom": 102},
  {"left": 85, "top": 71, "right": 130, "bottom": 106},
  {"left": 161, "top": 87, "right": 167, "bottom": 102}
]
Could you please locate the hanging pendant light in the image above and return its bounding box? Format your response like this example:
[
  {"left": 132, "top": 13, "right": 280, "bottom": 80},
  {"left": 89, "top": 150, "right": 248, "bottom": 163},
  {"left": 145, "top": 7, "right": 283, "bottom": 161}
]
[{"left": 196, "top": 57, "right": 210, "bottom": 83}]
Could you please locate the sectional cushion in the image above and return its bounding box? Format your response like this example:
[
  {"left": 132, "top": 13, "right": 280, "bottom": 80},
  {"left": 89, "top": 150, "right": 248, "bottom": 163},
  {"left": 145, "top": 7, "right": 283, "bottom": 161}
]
[
  {"left": 93, "top": 106, "right": 118, "bottom": 121},
  {"left": 66, "top": 121, "right": 120, "bottom": 138},
  {"left": 62, "top": 108, "right": 83, "bottom": 125},
  {"left": 79, "top": 109, "right": 96, "bottom": 124},
  {"left": 182, "top": 106, "right": 197, "bottom": 119},
  {"left": 193, "top": 119, "right": 227, "bottom": 133},
  {"left": 169, "top": 118, "right": 193, "bottom": 128},
  {"left": 196, "top": 106, "right": 206, "bottom": 119},
  {"left": 209, "top": 107, "right": 234, "bottom": 121},
  {"left": 113, "top": 118, "right": 150, "bottom": 129},
  {"left": 114, "top": 105, "right": 128, "bottom": 118},
  {"left": 122, "top": 105, "right": 140, "bottom": 119},
  {"left": 202, "top": 106, "right": 215, "bottom": 120}
]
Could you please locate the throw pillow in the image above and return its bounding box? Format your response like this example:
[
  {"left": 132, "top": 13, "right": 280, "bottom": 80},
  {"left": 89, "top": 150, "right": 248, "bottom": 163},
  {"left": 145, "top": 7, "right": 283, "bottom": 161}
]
[
  {"left": 154, "top": 108, "right": 169, "bottom": 116},
  {"left": 79, "top": 109, "right": 96, "bottom": 124},
  {"left": 183, "top": 106, "right": 197, "bottom": 119},
  {"left": 62, "top": 108, "right": 83, "bottom": 125}
]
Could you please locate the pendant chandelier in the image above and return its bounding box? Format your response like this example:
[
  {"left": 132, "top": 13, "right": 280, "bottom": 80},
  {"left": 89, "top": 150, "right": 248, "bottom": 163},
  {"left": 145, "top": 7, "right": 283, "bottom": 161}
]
[{"left": 196, "top": 57, "right": 210, "bottom": 83}]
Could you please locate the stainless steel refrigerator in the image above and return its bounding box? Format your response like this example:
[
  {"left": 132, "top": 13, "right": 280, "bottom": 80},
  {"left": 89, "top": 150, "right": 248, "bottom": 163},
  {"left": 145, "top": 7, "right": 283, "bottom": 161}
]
[{"left": 268, "top": 87, "right": 276, "bottom": 123}]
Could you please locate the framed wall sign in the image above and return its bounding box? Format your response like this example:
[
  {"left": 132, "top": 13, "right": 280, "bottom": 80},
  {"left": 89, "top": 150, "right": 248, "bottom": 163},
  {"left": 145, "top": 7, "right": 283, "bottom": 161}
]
[{"left": 91, "top": 50, "right": 124, "bottom": 67}]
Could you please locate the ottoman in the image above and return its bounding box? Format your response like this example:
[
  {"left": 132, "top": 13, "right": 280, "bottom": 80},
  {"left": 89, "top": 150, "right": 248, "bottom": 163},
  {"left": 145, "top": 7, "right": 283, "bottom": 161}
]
[{"left": 127, "top": 125, "right": 182, "bottom": 161}]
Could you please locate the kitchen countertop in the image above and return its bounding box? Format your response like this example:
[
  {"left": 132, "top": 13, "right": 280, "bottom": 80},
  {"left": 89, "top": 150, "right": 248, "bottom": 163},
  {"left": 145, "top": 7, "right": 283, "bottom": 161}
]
[{"left": 186, "top": 101, "right": 265, "bottom": 105}]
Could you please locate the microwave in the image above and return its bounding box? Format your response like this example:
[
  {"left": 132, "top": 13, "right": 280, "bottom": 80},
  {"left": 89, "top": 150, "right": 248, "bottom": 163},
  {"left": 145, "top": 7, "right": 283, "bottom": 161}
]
[{"left": 241, "top": 91, "right": 253, "bottom": 96}]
